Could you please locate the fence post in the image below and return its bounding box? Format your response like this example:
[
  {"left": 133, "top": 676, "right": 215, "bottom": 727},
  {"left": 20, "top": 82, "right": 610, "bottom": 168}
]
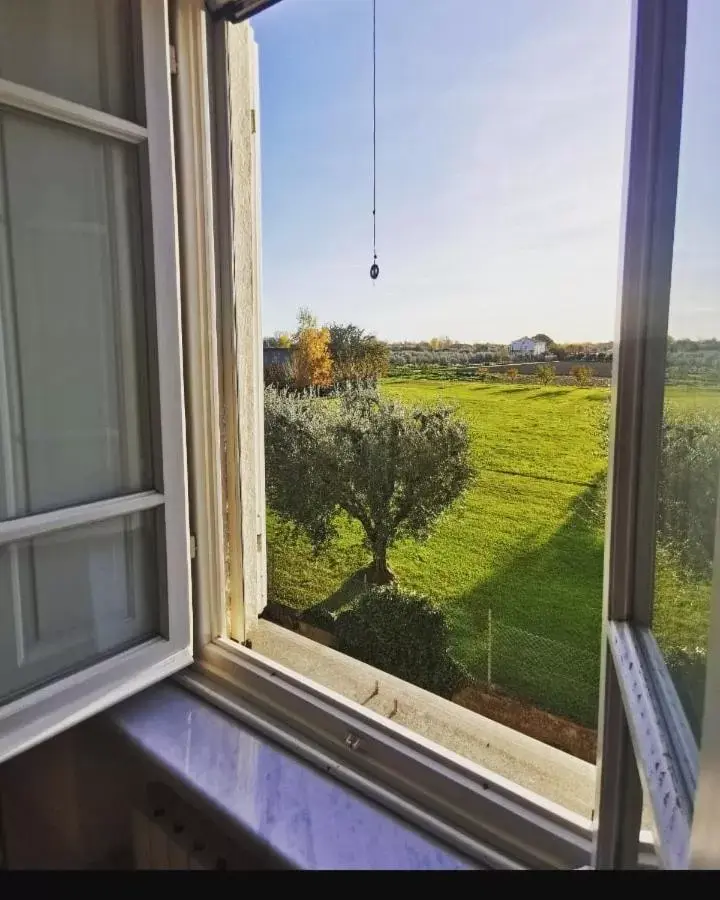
[{"left": 487, "top": 608, "right": 493, "bottom": 689}]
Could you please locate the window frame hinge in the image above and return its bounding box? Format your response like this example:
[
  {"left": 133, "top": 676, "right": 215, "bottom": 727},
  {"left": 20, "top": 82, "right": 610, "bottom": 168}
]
[
  {"left": 169, "top": 44, "right": 178, "bottom": 76},
  {"left": 189, "top": 534, "right": 197, "bottom": 559}
]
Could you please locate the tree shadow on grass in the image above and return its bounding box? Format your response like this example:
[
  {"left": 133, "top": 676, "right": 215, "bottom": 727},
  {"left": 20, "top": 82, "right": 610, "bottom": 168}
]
[
  {"left": 490, "top": 385, "right": 536, "bottom": 395},
  {"left": 442, "top": 473, "right": 607, "bottom": 727},
  {"left": 267, "top": 475, "right": 608, "bottom": 728},
  {"left": 315, "top": 569, "right": 373, "bottom": 613},
  {"left": 525, "top": 387, "right": 574, "bottom": 399}
]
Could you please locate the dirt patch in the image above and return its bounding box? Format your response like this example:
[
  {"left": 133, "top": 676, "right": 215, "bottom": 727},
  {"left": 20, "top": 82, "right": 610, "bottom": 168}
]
[{"left": 453, "top": 684, "right": 597, "bottom": 763}]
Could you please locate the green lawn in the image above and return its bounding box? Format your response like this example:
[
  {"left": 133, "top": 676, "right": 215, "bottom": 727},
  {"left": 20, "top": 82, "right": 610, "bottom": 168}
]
[
  {"left": 267, "top": 380, "right": 609, "bottom": 725},
  {"left": 266, "top": 378, "right": 714, "bottom": 728},
  {"left": 667, "top": 383, "right": 720, "bottom": 413}
]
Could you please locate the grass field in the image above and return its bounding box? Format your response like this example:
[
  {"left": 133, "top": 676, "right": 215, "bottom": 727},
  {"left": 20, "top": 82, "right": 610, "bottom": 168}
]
[
  {"left": 266, "top": 378, "right": 714, "bottom": 728},
  {"left": 267, "top": 379, "right": 610, "bottom": 725}
]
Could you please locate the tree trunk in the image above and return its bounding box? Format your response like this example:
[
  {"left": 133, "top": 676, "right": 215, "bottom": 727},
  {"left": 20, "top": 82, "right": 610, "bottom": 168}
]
[{"left": 366, "top": 544, "right": 394, "bottom": 584}]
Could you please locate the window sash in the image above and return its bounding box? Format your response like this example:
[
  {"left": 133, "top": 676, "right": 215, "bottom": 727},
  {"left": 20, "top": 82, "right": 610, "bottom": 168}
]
[
  {"left": 0, "top": 1, "right": 185, "bottom": 549},
  {"left": 595, "top": 0, "right": 720, "bottom": 871},
  {"left": 190, "top": 0, "right": 720, "bottom": 871},
  {"left": 0, "top": 0, "right": 191, "bottom": 765},
  {"left": 205, "top": 12, "right": 266, "bottom": 644},
  {"left": 593, "top": 0, "right": 687, "bottom": 869}
]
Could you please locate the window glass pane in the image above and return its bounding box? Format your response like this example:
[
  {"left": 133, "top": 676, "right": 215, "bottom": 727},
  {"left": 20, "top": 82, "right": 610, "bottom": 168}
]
[
  {"left": 0, "top": 511, "right": 159, "bottom": 704},
  {"left": 651, "top": 0, "right": 720, "bottom": 743},
  {"left": 0, "top": 112, "right": 153, "bottom": 519},
  {"left": 0, "top": 0, "right": 137, "bottom": 122}
]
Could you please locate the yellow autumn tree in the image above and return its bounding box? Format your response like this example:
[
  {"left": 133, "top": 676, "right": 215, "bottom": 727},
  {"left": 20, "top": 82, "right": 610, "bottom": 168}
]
[{"left": 293, "top": 326, "right": 333, "bottom": 389}]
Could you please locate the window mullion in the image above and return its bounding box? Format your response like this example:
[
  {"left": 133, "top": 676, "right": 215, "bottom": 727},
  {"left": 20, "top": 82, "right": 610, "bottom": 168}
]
[
  {"left": 0, "top": 78, "right": 147, "bottom": 144},
  {"left": 0, "top": 491, "right": 165, "bottom": 545}
]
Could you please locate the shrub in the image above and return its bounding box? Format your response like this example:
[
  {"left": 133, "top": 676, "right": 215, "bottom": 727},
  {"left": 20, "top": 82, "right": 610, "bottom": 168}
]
[
  {"left": 335, "top": 584, "right": 467, "bottom": 697},
  {"left": 657, "top": 409, "right": 720, "bottom": 575},
  {"left": 264, "top": 362, "right": 294, "bottom": 389},
  {"left": 593, "top": 402, "right": 720, "bottom": 576},
  {"left": 506, "top": 367, "right": 519, "bottom": 382},
  {"left": 664, "top": 645, "right": 706, "bottom": 741},
  {"left": 536, "top": 364, "right": 556, "bottom": 385},
  {"left": 301, "top": 605, "right": 337, "bottom": 634},
  {"left": 570, "top": 365, "right": 593, "bottom": 386}
]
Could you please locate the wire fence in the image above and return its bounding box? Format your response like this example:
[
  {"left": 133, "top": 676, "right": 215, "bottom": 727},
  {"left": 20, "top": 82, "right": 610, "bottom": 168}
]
[{"left": 464, "top": 610, "right": 601, "bottom": 729}]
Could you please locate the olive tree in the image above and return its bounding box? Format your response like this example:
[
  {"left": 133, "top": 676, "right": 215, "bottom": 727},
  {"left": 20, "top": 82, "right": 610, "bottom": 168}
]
[{"left": 264, "top": 386, "right": 473, "bottom": 583}]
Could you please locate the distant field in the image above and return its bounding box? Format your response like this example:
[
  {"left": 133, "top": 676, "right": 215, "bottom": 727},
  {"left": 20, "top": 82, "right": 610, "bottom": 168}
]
[{"left": 666, "top": 383, "right": 720, "bottom": 412}]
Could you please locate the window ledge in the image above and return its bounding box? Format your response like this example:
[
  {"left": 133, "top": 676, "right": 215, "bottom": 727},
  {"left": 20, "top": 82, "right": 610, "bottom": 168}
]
[
  {"left": 104, "top": 680, "right": 477, "bottom": 870},
  {"left": 249, "top": 619, "right": 597, "bottom": 820}
]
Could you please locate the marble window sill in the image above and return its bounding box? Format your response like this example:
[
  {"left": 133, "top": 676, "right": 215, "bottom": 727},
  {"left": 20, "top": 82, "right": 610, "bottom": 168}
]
[{"left": 104, "top": 681, "right": 476, "bottom": 870}]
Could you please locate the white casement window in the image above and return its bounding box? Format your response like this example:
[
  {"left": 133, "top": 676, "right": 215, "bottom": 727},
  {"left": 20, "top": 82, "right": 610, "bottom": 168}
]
[
  {"left": 185, "top": 0, "right": 720, "bottom": 871},
  {"left": 594, "top": 0, "right": 720, "bottom": 871},
  {"left": 186, "top": 8, "right": 597, "bottom": 871},
  {"left": 3, "top": 0, "right": 718, "bottom": 873},
  {"left": 0, "top": 0, "right": 191, "bottom": 763}
]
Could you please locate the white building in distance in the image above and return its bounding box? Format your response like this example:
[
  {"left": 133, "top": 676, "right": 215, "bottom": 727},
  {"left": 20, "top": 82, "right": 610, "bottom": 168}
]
[{"left": 509, "top": 336, "right": 547, "bottom": 358}]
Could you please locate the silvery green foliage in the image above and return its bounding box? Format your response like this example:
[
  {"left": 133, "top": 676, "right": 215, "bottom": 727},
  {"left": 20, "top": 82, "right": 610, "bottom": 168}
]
[{"left": 264, "top": 385, "right": 473, "bottom": 581}]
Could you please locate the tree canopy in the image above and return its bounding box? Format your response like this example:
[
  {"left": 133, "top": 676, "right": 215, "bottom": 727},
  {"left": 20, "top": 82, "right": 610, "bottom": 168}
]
[
  {"left": 264, "top": 386, "right": 473, "bottom": 583},
  {"left": 328, "top": 322, "right": 389, "bottom": 382}
]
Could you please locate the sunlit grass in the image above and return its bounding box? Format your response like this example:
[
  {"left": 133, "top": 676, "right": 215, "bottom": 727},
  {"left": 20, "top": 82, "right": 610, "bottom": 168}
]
[
  {"left": 266, "top": 379, "right": 714, "bottom": 726},
  {"left": 267, "top": 380, "right": 608, "bottom": 723}
]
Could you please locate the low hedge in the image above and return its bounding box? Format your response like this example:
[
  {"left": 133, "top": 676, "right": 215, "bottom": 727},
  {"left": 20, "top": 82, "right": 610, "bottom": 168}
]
[
  {"left": 301, "top": 605, "right": 337, "bottom": 634},
  {"left": 335, "top": 584, "right": 467, "bottom": 698}
]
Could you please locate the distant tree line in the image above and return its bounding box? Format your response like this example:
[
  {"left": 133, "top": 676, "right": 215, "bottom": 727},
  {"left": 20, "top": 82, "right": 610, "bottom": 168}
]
[
  {"left": 666, "top": 337, "right": 720, "bottom": 385},
  {"left": 390, "top": 349, "right": 500, "bottom": 366},
  {"left": 388, "top": 344, "right": 613, "bottom": 369}
]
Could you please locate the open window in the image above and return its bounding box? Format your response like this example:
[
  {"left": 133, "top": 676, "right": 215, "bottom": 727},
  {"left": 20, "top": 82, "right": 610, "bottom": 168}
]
[
  {"left": 189, "top": 0, "right": 720, "bottom": 870},
  {"left": 194, "top": 0, "right": 626, "bottom": 870},
  {"left": 0, "top": 0, "right": 191, "bottom": 764},
  {"left": 595, "top": 0, "right": 720, "bottom": 870},
  {"left": 3, "top": 0, "right": 716, "bottom": 871}
]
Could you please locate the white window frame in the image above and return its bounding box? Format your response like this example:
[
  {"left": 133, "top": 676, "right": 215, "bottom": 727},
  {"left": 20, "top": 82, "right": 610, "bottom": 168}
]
[
  {"left": 594, "top": 0, "right": 720, "bottom": 871},
  {"left": 179, "top": 5, "right": 603, "bottom": 871},
  {"left": 183, "top": 0, "right": 720, "bottom": 871},
  {"left": 0, "top": 0, "right": 192, "bottom": 766}
]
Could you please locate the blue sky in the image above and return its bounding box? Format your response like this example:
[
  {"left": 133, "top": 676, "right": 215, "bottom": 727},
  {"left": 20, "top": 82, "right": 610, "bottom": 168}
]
[
  {"left": 253, "top": 0, "right": 634, "bottom": 343},
  {"left": 669, "top": 0, "right": 720, "bottom": 342}
]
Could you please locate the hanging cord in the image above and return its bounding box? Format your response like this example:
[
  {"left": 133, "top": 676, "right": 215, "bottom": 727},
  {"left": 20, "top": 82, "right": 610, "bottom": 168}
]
[{"left": 370, "top": 0, "right": 379, "bottom": 280}]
